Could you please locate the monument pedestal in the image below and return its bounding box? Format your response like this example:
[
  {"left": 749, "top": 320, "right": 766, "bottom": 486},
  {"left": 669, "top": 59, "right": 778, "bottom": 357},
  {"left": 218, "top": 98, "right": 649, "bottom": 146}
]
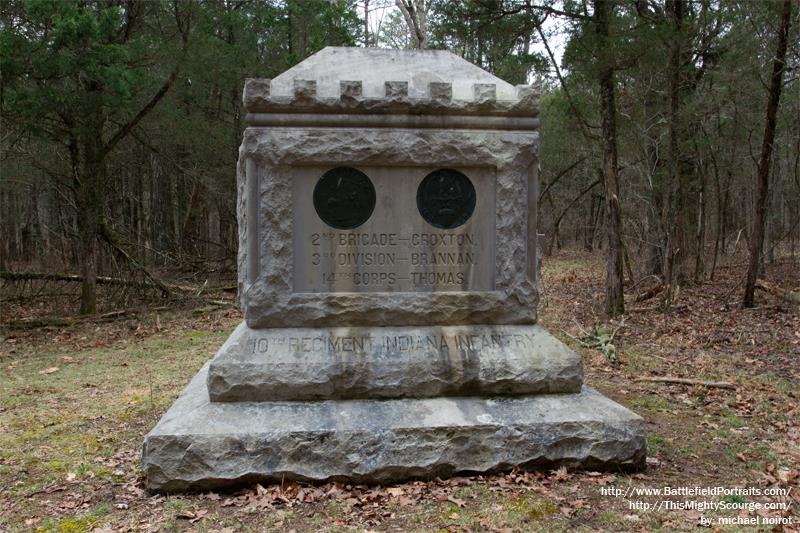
[
  {"left": 142, "top": 323, "right": 645, "bottom": 492},
  {"left": 206, "top": 322, "right": 584, "bottom": 401}
]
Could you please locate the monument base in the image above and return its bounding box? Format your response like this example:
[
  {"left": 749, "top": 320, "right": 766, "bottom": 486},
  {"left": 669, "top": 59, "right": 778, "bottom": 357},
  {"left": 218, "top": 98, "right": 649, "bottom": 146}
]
[
  {"left": 207, "top": 322, "right": 584, "bottom": 401},
  {"left": 143, "top": 363, "right": 645, "bottom": 492}
]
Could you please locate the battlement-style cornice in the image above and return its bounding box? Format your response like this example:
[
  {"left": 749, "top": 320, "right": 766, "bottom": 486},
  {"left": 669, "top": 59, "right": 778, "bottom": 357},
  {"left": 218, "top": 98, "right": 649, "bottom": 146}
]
[{"left": 243, "top": 78, "right": 539, "bottom": 121}]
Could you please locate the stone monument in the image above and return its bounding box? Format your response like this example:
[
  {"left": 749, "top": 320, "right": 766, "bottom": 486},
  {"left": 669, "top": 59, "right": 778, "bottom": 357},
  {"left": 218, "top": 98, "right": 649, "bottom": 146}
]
[{"left": 142, "top": 47, "right": 645, "bottom": 492}]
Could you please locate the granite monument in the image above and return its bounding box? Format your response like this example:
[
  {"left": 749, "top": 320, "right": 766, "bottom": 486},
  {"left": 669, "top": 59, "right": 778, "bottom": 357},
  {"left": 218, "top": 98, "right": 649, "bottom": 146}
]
[{"left": 142, "top": 47, "right": 646, "bottom": 492}]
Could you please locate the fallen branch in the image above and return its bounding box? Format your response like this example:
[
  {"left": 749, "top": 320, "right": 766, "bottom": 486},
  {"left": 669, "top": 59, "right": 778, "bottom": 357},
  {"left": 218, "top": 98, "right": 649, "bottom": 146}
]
[
  {"left": 635, "top": 283, "right": 665, "bottom": 303},
  {"left": 1, "top": 269, "right": 205, "bottom": 297},
  {"left": 629, "top": 304, "right": 689, "bottom": 313},
  {"left": 192, "top": 300, "right": 235, "bottom": 314},
  {"left": 5, "top": 306, "right": 171, "bottom": 330},
  {"left": 636, "top": 376, "right": 736, "bottom": 390},
  {"left": 99, "top": 223, "right": 173, "bottom": 296},
  {"left": 1, "top": 271, "right": 150, "bottom": 287},
  {"left": 755, "top": 279, "right": 800, "bottom": 306}
]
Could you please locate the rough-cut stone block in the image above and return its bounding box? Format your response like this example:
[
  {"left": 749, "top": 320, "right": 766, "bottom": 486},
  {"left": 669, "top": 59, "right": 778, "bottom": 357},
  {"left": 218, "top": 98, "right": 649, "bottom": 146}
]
[
  {"left": 384, "top": 81, "right": 409, "bottom": 99},
  {"left": 207, "top": 322, "right": 583, "bottom": 401},
  {"left": 429, "top": 82, "right": 453, "bottom": 102},
  {"left": 143, "top": 363, "right": 645, "bottom": 492},
  {"left": 473, "top": 83, "right": 497, "bottom": 103},
  {"left": 242, "top": 78, "right": 270, "bottom": 109},
  {"left": 293, "top": 79, "right": 316, "bottom": 101},
  {"left": 516, "top": 84, "right": 538, "bottom": 101},
  {"left": 339, "top": 80, "right": 362, "bottom": 100}
]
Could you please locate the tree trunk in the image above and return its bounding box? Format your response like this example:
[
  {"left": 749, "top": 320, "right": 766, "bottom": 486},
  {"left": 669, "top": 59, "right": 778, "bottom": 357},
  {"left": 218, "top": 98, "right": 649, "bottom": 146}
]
[
  {"left": 363, "top": 0, "right": 370, "bottom": 47},
  {"left": 594, "top": 0, "right": 625, "bottom": 317},
  {"left": 694, "top": 169, "right": 706, "bottom": 282},
  {"left": 664, "top": 0, "right": 686, "bottom": 297},
  {"left": 76, "top": 134, "right": 105, "bottom": 315},
  {"left": 584, "top": 195, "right": 597, "bottom": 251},
  {"left": 743, "top": 0, "right": 792, "bottom": 307},
  {"left": 396, "top": 0, "right": 428, "bottom": 49}
]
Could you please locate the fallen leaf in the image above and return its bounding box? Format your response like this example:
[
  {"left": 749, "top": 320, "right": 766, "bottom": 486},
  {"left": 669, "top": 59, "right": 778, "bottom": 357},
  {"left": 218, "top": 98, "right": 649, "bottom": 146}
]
[
  {"left": 190, "top": 509, "right": 208, "bottom": 523},
  {"left": 386, "top": 487, "right": 404, "bottom": 497},
  {"left": 446, "top": 495, "right": 466, "bottom": 508},
  {"left": 551, "top": 466, "right": 571, "bottom": 481},
  {"left": 39, "top": 367, "right": 59, "bottom": 374},
  {"left": 397, "top": 496, "right": 415, "bottom": 506},
  {"left": 571, "top": 499, "right": 589, "bottom": 509}
]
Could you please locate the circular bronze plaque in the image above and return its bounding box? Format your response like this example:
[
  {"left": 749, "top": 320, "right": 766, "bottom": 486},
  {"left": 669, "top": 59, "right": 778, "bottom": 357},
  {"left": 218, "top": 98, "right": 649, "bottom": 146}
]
[
  {"left": 313, "top": 167, "right": 376, "bottom": 229},
  {"left": 416, "top": 169, "right": 476, "bottom": 229}
]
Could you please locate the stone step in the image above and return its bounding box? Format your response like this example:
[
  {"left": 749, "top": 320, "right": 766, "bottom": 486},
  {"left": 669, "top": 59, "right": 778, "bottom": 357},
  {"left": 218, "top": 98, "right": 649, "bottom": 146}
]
[
  {"left": 207, "top": 322, "right": 583, "bottom": 401},
  {"left": 143, "top": 362, "right": 645, "bottom": 492}
]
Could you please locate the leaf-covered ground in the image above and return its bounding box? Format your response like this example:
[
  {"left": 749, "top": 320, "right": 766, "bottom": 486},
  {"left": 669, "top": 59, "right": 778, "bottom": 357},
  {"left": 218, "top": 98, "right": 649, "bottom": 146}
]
[{"left": 1, "top": 251, "right": 798, "bottom": 532}]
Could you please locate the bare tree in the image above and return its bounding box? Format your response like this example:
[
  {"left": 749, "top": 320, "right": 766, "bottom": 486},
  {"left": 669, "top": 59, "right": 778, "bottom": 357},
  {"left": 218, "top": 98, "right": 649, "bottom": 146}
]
[
  {"left": 396, "top": 0, "right": 428, "bottom": 48},
  {"left": 593, "top": 0, "right": 625, "bottom": 317},
  {"left": 743, "top": 0, "right": 793, "bottom": 307}
]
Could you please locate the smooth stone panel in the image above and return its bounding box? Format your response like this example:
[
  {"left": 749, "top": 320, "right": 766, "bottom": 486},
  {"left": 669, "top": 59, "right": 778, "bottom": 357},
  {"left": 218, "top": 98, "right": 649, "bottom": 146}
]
[
  {"left": 207, "top": 322, "right": 583, "bottom": 401},
  {"left": 292, "top": 166, "right": 496, "bottom": 293},
  {"left": 143, "top": 364, "right": 645, "bottom": 492}
]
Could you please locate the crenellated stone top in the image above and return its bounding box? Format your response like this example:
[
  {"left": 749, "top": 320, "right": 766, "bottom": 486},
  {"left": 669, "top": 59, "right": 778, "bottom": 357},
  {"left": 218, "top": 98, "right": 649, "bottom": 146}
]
[{"left": 243, "top": 47, "right": 539, "bottom": 119}]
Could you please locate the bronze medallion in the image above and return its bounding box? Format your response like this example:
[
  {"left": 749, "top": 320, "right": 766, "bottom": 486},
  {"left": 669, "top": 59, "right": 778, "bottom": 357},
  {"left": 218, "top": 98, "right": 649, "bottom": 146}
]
[
  {"left": 416, "top": 169, "right": 476, "bottom": 229},
  {"left": 313, "top": 167, "right": 376, "bottom": 229}
]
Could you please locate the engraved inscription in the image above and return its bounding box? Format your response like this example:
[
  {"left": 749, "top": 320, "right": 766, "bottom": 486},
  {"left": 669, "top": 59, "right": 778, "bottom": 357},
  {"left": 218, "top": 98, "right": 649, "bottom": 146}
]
[
  {"left": 307, "top": 231, "right": 477, "bottom": 289},
  {"left": 293, "top": 166, "right": 495, "bottom": 293},
  {"left": 245, "top": 331, "right": 542, "bottom": 357}
]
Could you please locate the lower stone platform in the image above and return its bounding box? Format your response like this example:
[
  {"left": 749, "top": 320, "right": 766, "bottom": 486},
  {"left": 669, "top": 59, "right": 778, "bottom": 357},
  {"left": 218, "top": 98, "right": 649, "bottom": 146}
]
[
  {"left": 207, "top": 322, "right": 583, "bottom": 401},
  {"left": 142, "top": 363, "right": 645, "bottom": 492}
]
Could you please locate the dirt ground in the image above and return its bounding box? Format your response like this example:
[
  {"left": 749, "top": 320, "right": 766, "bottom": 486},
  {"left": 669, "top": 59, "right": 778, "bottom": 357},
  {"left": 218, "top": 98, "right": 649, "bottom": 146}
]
[{"left": 1, "top": 251, "right": 798, "bottom": 532}]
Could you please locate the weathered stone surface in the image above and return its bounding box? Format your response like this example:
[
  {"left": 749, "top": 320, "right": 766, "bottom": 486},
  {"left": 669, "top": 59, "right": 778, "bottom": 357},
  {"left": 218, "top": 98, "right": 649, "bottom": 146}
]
[
  {"left": 145, "top": 47, "right": 645, "bottom": 494},
  {"left": 429, "top": 81, "right": 452, "bottom": 102},
  {"left": 339, "top": 80, "right": 362, "bottom": 100},
  {"left": 384, "top": 81, "right": 409, "bottom": 100},
  {"left": 143, "top": 363, "right": 645, "bottom": 492},
  {"left": 243, "top": 94, "right": 538, "bottom": 118},
  {"left": 243, "top": 113, "right": 539, "bottom": 130},
  {"left": 241, "top": 48, "right": 538, "bottom": 117},
  {"left": 473, "top": 83, "right": 497, "bottom": 103},
  {"left": 238, "top": 128, "right": 539, "bottom": 328},
  {"left": 242, "top": 78, "right": 270, "bottom": 109},
  {"left": 207, "top": 322, "right": 583, "bottom": 401},
  {"left": 270, "top": 47, "right": 517, "bottom": 100},
  {"left": 292, "top": 79, "right": 316, "bottom": 102}
]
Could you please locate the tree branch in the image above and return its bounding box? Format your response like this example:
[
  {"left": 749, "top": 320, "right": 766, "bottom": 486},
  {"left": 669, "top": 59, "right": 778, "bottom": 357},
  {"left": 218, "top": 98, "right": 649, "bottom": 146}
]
[
  {"left": 101, "top": 70, "right": 177, "bottom": 158},
  {"left": 101, "top": 0, "right": 191, "bottom": 158}
]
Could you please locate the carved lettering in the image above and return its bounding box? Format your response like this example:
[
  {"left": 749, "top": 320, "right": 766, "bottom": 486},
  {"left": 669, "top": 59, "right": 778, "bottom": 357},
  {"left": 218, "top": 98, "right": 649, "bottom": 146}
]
[{"left": 247, "top": 331, "right": 543, "bottom": 357}]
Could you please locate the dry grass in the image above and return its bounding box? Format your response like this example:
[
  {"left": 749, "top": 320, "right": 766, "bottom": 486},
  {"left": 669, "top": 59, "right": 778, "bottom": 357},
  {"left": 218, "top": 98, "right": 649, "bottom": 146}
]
[{"left": 1, "top": 251, "right": 797, "bottom": 532}]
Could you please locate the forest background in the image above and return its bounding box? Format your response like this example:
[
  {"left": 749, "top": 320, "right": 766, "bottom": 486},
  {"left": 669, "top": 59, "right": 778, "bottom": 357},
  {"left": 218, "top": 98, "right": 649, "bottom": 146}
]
[
  {"left": 2, "top": 2, "right": 799, "bottom": 531},
  {"left": 1, "top": 0, "right": 799, "bottom": 316}
]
